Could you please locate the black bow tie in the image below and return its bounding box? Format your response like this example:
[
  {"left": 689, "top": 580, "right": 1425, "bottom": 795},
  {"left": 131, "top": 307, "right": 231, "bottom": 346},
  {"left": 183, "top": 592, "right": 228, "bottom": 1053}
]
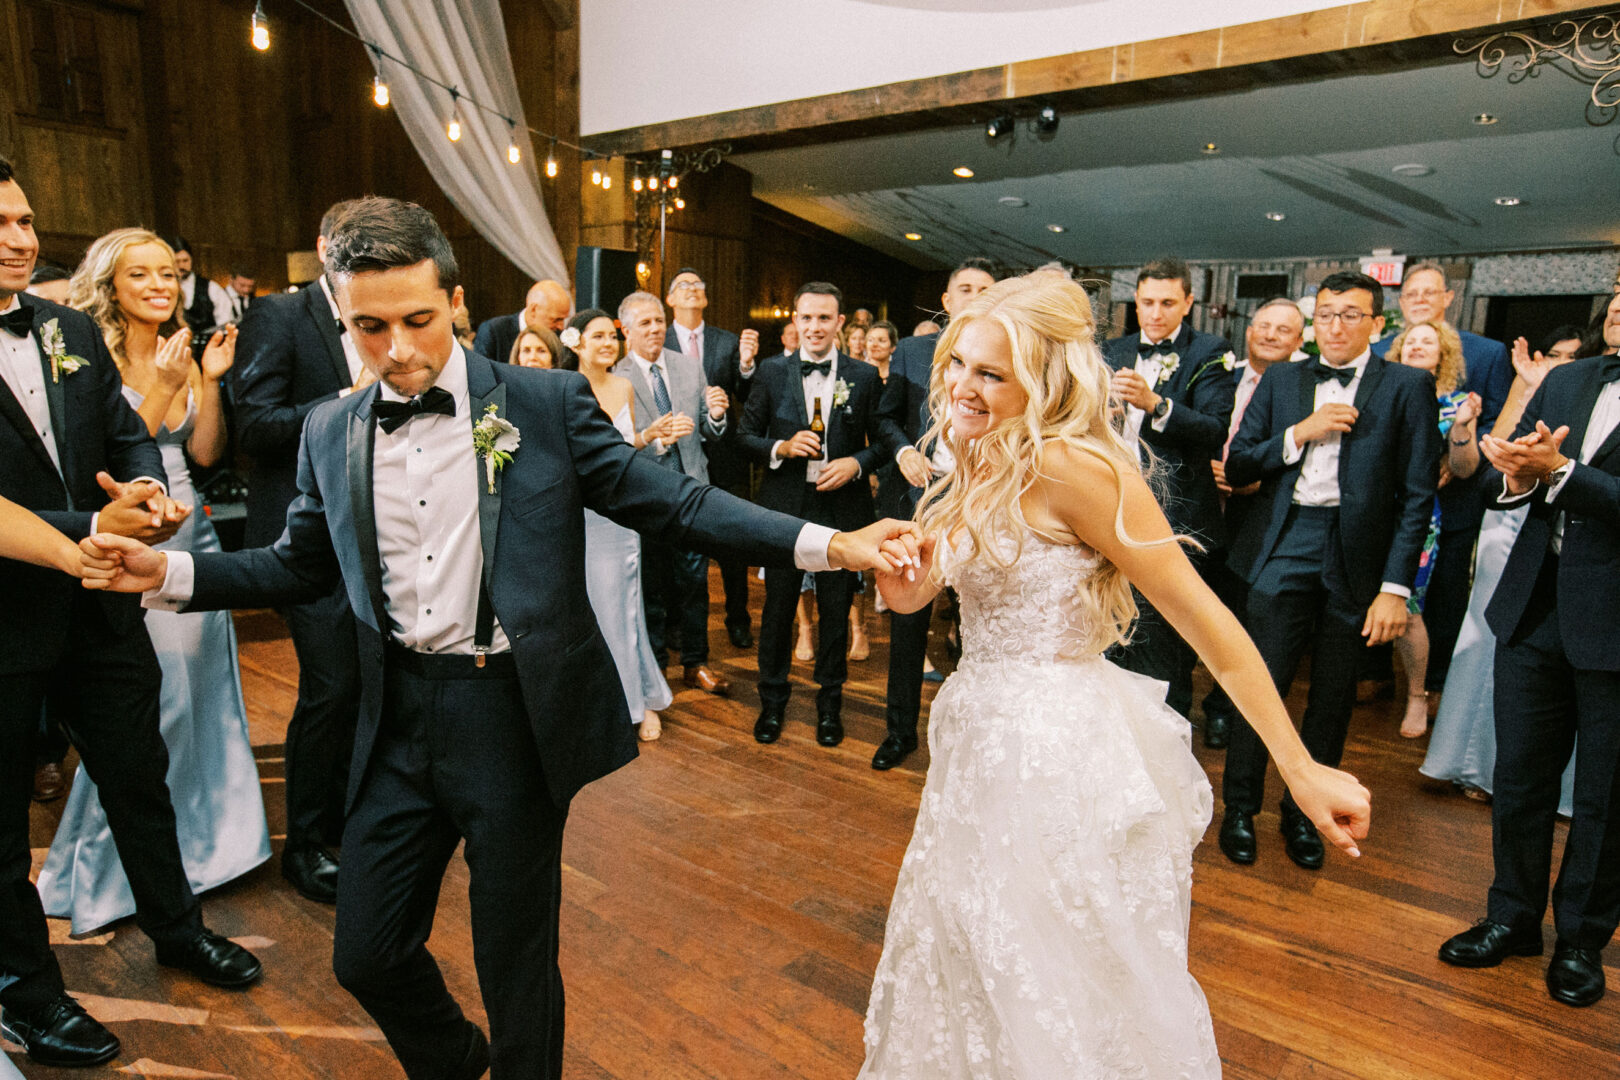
[
  {"left": 1599, "top": 353, "right": 1620, "bottom": 383},
  {"left": 0, "top": 303, "right": 34, "bottom": 338},
  {"left": 1312, "top": 361, "right": 1356, "bottom": 387},
  {"left": 374, "top": 387, "right": 456, "bottom": 434},
  {"left": 800, "top": 357, "right": 832, "bottom": 378},
  {"left": 1138, "top": 339, "right": 1175, "bottom": 357}
]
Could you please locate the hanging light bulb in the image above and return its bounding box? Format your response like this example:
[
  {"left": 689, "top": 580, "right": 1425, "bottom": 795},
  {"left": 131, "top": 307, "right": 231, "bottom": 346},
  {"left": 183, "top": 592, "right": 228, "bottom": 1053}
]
[
  {"left": 636, "top": 261, "right": 649, "bottom": 277},
  {"left": 673, "top": 196, "right": 685, "bottom": 210},
  {"left": 506, "top": 120, "right": 521, "bottom": 165},
  {"left": 446, "top": 88, "right": 462, "bottom": 142},
  {"left": 602, "top": 171, "right": 612, "bottom": 190},
  {"left": 250, "top": 1, "right": 270, "bottom": 50},
  {"left": 668, "top": 174, "right": 679, "bottom": 190},
  {"left": 545, "top": 138, "right": 558, "bottom": 178},
  {"left": 591, "top": 163, "right": 602, "bottom": 186},
  {"left": 372, "top": 74, "right": 390, "bottom": 108},
  {"left": 646, "top": 175, "right": 658, "bottom": 191},
  {"left": 632, "top": 164, "right": 643, "bottom": 192}
]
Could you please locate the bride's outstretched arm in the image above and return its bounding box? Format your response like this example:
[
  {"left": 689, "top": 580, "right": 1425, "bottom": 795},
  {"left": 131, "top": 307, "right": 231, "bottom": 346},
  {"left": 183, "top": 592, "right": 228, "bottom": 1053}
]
[
  {"left": 1038, "top": 443, "right": 1371, "bottom": 857},
  {"left": 0, "top": 496, "right": 84, "bottom": 577}
]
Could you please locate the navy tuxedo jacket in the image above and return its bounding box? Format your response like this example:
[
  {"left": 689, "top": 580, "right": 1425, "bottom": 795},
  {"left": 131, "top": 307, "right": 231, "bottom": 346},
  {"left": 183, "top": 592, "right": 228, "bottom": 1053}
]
[
  {"left": 234, "top": 283, "right": 355, "bottom": 547},
  {"left": 663, "top": 323, "right": 753, "bottom": 490},
  {"left": 737, "top": 351, "right": 884, "bottom": 532},
  {"left": 1102, "top": 324, "right": 1238, "bottom": 549},
  {"left": 0, "top": 297, "right": 165, "bottom": 673},
  {"left": 473, "top": 312, "right": 522, "bottom": 366},
  {"left": 1225, "top": 354, "right": 1441, "bottom": 607},
  {"left": 1484, "top": 356, "right": 1620, "bottom": 670},
  {"left": 875, "top": 332, "right": 939, "bottom": 516},
  {"left": 184, "top": 352, "right": 806, "bottom": 808}
]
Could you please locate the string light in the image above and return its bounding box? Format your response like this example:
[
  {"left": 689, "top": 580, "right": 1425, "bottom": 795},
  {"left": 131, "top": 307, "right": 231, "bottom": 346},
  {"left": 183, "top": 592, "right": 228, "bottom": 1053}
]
[
  {"left": 632, "top": 163, "right": 643, "bottom": 192},
  {"left": 250, "top": 1, "right": 270, "bottom": 50},
  {"left": 590, "top": 153, "right": 602, "bottom": 186},
  {"left": 668, "top": 175, "right": 678, "bottom": 190},
  {"left": 601, "top": 167, "right": 612, "bottom": 190},
  {"left": 372, "top": 74, "right": 390, "bottom": 108},
  {"left": 506, "top": 120, "right": 521, "bottom": 164},
  {"left": 673, "top": 197, "right": 685, "bottom": 210},
  {"left": 446, "top": 88, "right": 463, "bottom": 143},
  {"left": 545, "top": 138, "right": 558, "bottom": 178},
  {"left": 646, "top": 175, "right": 658, "bottom": 191}
]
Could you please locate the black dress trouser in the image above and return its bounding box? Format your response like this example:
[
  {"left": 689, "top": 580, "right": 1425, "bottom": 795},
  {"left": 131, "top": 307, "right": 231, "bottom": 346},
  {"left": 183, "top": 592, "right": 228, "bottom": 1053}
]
[
  {"left": 0, "top": 595, "right": 201, "bottom": 1011},
  {"left": 884, "top": 600, "right": 934, "bottom": 742},
  {"left": 333, "top": 647, "right": 568, "bottom": 1080}
]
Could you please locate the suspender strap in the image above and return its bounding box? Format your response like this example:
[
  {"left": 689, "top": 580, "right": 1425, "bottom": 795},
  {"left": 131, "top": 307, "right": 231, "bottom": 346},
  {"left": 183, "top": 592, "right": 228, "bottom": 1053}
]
[{"left": 474, "top": 571, "right": 494, "bottom": 668}]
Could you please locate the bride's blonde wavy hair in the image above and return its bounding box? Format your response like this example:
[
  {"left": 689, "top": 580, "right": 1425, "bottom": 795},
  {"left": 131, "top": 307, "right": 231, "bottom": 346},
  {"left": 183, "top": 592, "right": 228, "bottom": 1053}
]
[
  {"left": 67, "top": 228, "right": 185, "bottom": 370},
  {"left": 914, "top": 267, "right": 1180, "bottom": 653}
]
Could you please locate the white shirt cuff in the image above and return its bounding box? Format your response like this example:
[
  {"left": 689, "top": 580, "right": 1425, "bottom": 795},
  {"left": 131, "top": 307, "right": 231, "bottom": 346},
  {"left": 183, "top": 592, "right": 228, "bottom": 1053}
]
[
  {"left": 1497, "top": 477, "right": 1538, "bottom": 505},
  {"left": 131, "top": 476, "right": 168, "bottom": 496},
  {"left": 142, "top": 550, "right": 194, "bottom": 611},
  {"left": 1149, "top": 400, "right": 1174, "bottom": 432},
  {"left": 1282, "top": 426, "right": 1303, "bottom": 464},
  {"left": 770, "top": 440, "right": 786, "bottom": 469},
  {"left": 1545, "top": 466, "right": 1576, "bottom": 503},
  {"left": 89, "top": 512, "right": 99, "bottom": 536},
  {"left": 1380, "top": 583, "right": 1412, "bottom": 599},
  {"left": 740, "top": 360, "right": 756, "bottom": 379},
  {"left": 793, "top": 523, "right": 838, "bottom": 572}
]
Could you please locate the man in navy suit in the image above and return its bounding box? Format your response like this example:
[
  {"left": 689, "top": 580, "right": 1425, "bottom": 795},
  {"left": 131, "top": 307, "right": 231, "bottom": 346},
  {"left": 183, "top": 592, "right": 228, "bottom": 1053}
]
[
  {"left": 664, "top": 267, "right": 759, "bottom": 647},
  {"left": 1372, "top": 262, "right": 1512, "bottom": 694},
  {"left": 1439, "top": 293, "right": 1620, "bottom": 1008},
  {"left": 86, "top": 200, "right": 913, "bottom": 1080},
  {"left": 873, "top": 256, "right": 998, "bottom": 770},
  {"left": 472, "top": 279, "right": 570, "bottom": 363},
  {"left": 0, "top": 156, "right": 261, "bottom": 1070},
  {"left": 739, "top": 281, "right": 887, "bottom": 749},
  {"left": 235, "top": 200, "right": 370, "bottom": 903},
  {"left": 1101, "top": 258, "right": 1239, "bottom": 721},
  {"left": 1219, "top": 270, "right": 1439, "bottom": 870}
]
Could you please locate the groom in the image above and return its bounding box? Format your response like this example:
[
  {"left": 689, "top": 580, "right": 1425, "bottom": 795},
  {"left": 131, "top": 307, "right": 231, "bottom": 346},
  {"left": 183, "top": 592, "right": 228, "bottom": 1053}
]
[{"left": 84, "top": 197, "right": 916, "bottom": 1080}]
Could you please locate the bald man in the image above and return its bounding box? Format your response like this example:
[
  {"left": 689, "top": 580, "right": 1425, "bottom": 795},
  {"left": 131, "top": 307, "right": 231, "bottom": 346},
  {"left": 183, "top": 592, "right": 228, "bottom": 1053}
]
[{"left": 474, "top": 279, "right": 572, "bottom": 362}]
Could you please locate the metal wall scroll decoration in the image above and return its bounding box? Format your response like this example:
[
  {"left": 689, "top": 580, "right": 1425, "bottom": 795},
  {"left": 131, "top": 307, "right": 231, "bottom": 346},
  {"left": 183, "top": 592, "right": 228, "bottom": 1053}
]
[
  {"left": 1454, "top": 12, "right": 1620, "bottom": 117},
  {"left": 631, "top": 145, "right": 732, "bottom": 277}
]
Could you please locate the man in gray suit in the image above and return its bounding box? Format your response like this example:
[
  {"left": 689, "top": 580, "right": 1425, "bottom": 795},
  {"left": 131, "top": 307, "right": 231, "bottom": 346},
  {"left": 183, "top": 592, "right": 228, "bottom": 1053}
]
[{"left": 614, "top": 291, "right": 734, "bottom": 694}]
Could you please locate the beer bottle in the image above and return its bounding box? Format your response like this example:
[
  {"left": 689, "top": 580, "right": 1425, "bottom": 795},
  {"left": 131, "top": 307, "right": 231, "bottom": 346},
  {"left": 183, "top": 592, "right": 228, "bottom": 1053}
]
[{"left": 809, "top": 399, "right": 826, "bottom": 460}]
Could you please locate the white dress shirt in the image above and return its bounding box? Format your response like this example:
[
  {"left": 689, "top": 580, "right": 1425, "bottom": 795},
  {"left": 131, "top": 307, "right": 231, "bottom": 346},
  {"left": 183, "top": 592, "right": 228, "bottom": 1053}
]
[
  {"left": 213, "top": 285, "right": 252, "bottom": 329},
  {"left": 1500, "top": 371, "right": 1620, "bottom": 554},
  {"left": 1283, "top": 350, "right": 1369, "bottom": 506},
  {"left": 149, "top": 345, "right": 841, "bottom": 624},
  {"left": 318, "top": 276, "right": 366, "bottom": 384},
  {"left": 675, "top": 321, "right": 703, "bottom": 360},
  {"left": 772, "top": 348, "right": 843, "bottom": 485},
  {"left": 1124, "top": 332, "right": 1178, "bottom": 444},
  {"left": 0, "top": 295, "right": 63, "bottom": 474}
]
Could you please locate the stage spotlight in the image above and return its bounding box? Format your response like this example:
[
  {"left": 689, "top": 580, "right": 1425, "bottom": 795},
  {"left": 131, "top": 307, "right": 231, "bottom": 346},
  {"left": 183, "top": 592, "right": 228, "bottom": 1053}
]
[
  {"left": 1034, "top": 103, "right": 1059, "bottom": 139},
  {"left": 985, "top": 115, "right": 1014, "bottom": 141}
]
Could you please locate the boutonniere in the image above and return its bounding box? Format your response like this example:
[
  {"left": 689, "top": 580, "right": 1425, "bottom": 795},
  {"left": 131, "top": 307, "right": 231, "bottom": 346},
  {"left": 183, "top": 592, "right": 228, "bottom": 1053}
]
[
  {"left": 1153, "top": 352, "right": 1180, "bottom": 386},
  {"left": 559, "top": 327, "right": 581, "bottom": 349},
  {"left": 832, "top": 378, "right": 851, "bottom": 408},
  {"left": 471, "top": 403, "right": 521, "bottom": 494},
  {"left": 1188, "top": 351, "right": 1237, "bottom": 388},
  {"left": 39, "top": 318, "right": 88, "bottom": 383}
]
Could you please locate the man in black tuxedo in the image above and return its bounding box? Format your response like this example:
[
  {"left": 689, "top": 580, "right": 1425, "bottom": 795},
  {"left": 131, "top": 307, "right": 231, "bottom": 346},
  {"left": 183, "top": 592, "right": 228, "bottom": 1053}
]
[
  {"left": 664, "top": 267, "right": 760, "bottom": 647},
  {"left": 0, "top": 157, "right": 261, "bottom": 1070},
  {"left": 472, "top": 279, "right": 570, "bottom": 363},
  {"left": 1220, "top": 270, "right": 1439, "bottom": 870},
  {"left": 86, "top": 200, "right": 913, "bottom": 1080},
  {"left": 1102, "top": 257, "right": 1239, "bottom": 720},
  {"left": 167, "top": 236, "right": 224, "bottom": 336},
  {"left": 873, "top": 256, "right": 998, "bottom": 770},
  {"left": 739, "top": 281, "right": 887, "bottom": 749},
  {"left": 1438, "top": 293, "right": 1620, "bottom": 1008},
  {"left": 234, "top": 200, "right": 372, "bottom": 903}
]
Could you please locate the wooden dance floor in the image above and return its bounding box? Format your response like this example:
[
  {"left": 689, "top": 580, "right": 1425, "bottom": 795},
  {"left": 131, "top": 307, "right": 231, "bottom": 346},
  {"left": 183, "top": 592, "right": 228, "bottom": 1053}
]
[{"left": 14, "top": 570, "right": 1618, "bottom": 1078}]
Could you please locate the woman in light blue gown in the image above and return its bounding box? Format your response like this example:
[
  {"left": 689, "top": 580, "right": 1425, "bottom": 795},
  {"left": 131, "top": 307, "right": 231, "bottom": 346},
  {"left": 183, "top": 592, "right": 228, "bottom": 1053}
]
[
  {"left": 38, "top": 230, "right": 269, "bottom": 933},
  {"left": 562, "top": 310, "right": 675, "bottom": 740},
  {"left": 1422, "top": 327, "right": 1588, "bottom": 814}
]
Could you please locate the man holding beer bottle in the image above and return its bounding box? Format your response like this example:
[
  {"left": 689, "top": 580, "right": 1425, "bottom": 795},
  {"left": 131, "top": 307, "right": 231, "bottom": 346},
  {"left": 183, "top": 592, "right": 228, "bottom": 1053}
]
[{"left": 738, "top": 282, "right": 887, "bottom": 748}]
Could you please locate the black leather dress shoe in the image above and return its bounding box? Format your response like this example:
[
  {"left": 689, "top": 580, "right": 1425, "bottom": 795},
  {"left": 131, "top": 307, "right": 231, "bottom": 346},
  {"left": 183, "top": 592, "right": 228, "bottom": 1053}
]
[
  {"left": 1546, "top": 941, "right": 1605, "bottom": 1006},
  {"left": 1279, "top": 811, "right": 1325, "bottom": 870},
  {"left": 726, "top": 625, "right": 754, "bottom": 649},
  {"left": 754, "top": 709, "right": 784, "bottom": 744},
  {"left": 1, "top": 995, "right": 121, "bottom": 1067},
  {"left": 156, "top": 930, "right": 263, "bottom": 988},
  {"left": 1438, "top": 919, "right": 1543, "bottom": 967},
  {"left": 1218, "top": 808, "right": 1257, "bottom": 864},
  {"left": 816, "top": 710, "right": 844, "bottom": 747},
  {"left": 872, "top": 735, "right": 918, "bottom": 771},
  {"left": 283, "top": 845, "right": 340, "bottom": 904},
  {"left": 455, "top": 1022, "right": 491, "bottom": 1080},
  {"left": 1202, "top": 711, "right": 1231, "bottom": 749}
]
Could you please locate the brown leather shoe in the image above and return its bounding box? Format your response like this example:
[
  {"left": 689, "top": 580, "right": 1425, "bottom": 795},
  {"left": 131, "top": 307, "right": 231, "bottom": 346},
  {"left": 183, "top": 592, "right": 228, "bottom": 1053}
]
[
  {"left": 32, "top": 761, "right": 66, "bottom": 803},
  {"left": 683, "top": 664, "right": 731, "bottom": 695}
]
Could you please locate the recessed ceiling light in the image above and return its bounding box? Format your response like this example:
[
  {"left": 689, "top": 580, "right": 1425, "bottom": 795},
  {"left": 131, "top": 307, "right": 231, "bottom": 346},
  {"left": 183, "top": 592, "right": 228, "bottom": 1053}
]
[
  {"left": 904, "top": 232, "right": 922, "bottom": 241},
  {"left": 1201, "top": 142, "right": 1220, "bottom": 154},
  {"left": 997, "top": 196, "right": 1028, "bottom": 207},
  {"left": 1392, "top": 163, "right": 1433, "bottom": 177},
  {"left": 952, "top": 166, "right": 975, "bottom": 179},
  {"left": 1046, "top": 224, "right": 1066, "bottom": 233},
  {"left": 1494, "top": 196, "right": 1523, "bottom": 207},
  {"left": 1265, "top": 212, "right": 1286, "bottom": 221},
  {"left": 1473, "top": 113, "right": 1499, "bottom": 126}
]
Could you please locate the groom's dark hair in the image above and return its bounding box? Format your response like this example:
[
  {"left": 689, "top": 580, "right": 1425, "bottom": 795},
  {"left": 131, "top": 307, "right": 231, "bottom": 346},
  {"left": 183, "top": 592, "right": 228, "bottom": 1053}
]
[{"left": 324, "top": 196, "right": 460, "bottom": 294}]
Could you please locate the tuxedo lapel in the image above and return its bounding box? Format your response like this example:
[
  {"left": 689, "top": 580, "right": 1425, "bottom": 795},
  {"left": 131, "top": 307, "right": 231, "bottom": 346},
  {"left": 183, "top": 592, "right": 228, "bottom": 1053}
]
[
  {"left": 305, "top": 283, "right": 351, "bottom": 389},
  {"left": 621, "top": 358, "right": 658, "bottom": 427},
  {"left": 1559, "top": 362, "right": 1606, "bottom": 462},
  {"left": 1339, "top": 355, "right": 1386, "bottom": 487},
  {"left": 788, "top": 352, "right": 810, "bottom": 427},
  {"left": 346, "top": 392, "right": 387, "bottom": 630},
  {"left": 0, "top": 315, "right": 64, "bottom": 481},
  {"left": 1294, "top": 361, "right": 1318, "bottom": 429},
  {"left": 468, "top": 358, "right": 504, "bottom": 590}
]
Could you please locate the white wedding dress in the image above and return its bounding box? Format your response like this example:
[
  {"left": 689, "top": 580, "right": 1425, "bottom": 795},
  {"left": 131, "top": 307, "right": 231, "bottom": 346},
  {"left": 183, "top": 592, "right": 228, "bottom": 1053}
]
[{"left": 860, "top": 528, "right": 1220, "bottom": 1079}]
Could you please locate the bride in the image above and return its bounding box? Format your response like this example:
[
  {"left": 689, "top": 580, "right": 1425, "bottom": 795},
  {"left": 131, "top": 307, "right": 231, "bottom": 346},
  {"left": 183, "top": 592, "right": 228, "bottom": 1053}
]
[{"left": 861, "top": 269, "right": 1370, "bottom": 1078}]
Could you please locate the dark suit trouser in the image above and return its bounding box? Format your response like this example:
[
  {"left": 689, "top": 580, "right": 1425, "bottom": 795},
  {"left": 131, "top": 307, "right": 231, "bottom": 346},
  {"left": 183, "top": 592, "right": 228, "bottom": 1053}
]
[
  {"left": 641, "top": 540, "right": 711, "bottom": 667},
  {"left": 1111, "top": 549, "right": 1218, "bottom": 719},
  {"left": 333, "top": 650, "right": 566, "bottom": 1080},
  {"left": 884, "top": 601, "right": 934, "bottom": 742},
  {"left": 1223, "top": 507, "right": 1364, "bottom": 816},
  {"left": 277, "top": 584, "right": 361, "bottom": 850},
  {"left": 759, "top": 563, "right": 853, "bottom": 714},
  {"left": 1488, "top": 557, "right": 1620, "bottom": 950},
  {"left": 0, "top": 600, "right": 201, "bottom": 1011},
  {"left": 1422, "top": 525, "right": 1478, "bottom": 692}
]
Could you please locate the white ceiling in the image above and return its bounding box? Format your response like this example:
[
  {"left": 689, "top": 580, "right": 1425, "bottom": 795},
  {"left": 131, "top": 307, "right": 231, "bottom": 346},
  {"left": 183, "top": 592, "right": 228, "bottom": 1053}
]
[{"left": 732, "top": 58, "right": 1620, "bottom": 270}]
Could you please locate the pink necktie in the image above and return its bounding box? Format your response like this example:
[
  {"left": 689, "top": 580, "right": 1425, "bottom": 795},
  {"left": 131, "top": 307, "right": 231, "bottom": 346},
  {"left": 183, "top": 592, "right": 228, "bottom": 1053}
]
[{"left": 687, "top": 330, "right": 702, "bottom": 362}]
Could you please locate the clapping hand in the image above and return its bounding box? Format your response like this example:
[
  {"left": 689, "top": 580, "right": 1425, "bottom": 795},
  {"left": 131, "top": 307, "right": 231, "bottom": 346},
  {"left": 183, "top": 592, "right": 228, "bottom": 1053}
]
[
  {"left": 704, "top": 385, "right": 729, "bottom": 420},
  {"left": 153, "top": 331, "right": 193, "bottom": 391},
  {"left": 200, "top": 324, "right": 238, "bottom": 381},
  {"left": 667, "top": 412, "right": 696, "bottom": 440},
  {"left": 95, "top": 471, "right": 189, "bottom": 543},
  {"left": 1453, "top": 391, "right": 1483, "bottom": 429},
  {"left": 79, "top": 532, "right": 170, "bottom": 593},
  {"left": 1282, "top": 760, "right": 1372, "bottom": 858},
  {"left": 1481, "top": 419, "right": 1571, "bottom": 495},
  {"left": 1510, "top": 336, "right": 1557, "bottom": 391}
]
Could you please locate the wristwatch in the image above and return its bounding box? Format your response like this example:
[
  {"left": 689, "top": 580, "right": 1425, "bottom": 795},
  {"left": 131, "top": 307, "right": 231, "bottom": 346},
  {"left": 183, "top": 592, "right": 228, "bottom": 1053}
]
[
  {"left": 1151, "top": 397, "right": 1171, "bottom": 420},
  {"left": 1544, "top": 460, "right": 1574, "bottom": 489}
]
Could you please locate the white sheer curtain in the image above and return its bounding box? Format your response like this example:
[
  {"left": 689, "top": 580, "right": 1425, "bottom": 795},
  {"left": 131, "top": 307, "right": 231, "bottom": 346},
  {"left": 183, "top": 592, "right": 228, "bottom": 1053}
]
[{"left": 342, "top": 0, "right": 568, "bottom": 285}]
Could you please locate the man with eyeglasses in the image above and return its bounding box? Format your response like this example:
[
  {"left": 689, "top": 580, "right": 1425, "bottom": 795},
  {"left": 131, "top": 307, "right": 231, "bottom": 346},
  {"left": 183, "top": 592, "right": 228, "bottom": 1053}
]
[
  {"left": 664, "top": 268, "right": 759, "bottom": 648},
  {"left": 1371, "top": 262, "right": 1512, "bottom": 699},
  {"left": 1218, "top": 270, "right": 1439, "bottom": 870}
]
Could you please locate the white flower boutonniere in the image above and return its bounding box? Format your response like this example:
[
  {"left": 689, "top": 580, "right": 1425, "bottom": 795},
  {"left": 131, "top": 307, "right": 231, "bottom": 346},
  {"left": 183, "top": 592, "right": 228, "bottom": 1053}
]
[
  {"left": 1154, "top": 352, "right": 1180, "bottom": 386},
  {"left": 472, "top": 403, "right": 521, "bottom": 494},
  {"left": 1217, "top": 350, "right": 1236, "bottom": 371},
  {"left": 40, "top": 318, "right": 88, "bottom": 383},
  {"left": 832, "top": 378, "right": 851, "bottom": 408},
  {"left": 560, "top": 326, "right": 581, "bottom": 349}
]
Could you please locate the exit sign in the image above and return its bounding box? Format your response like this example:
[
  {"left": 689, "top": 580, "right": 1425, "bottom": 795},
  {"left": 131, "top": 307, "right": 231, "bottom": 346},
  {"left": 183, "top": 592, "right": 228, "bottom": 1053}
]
[{"left": 1361, "top": 258, "right": 1406, "bottom": 286}]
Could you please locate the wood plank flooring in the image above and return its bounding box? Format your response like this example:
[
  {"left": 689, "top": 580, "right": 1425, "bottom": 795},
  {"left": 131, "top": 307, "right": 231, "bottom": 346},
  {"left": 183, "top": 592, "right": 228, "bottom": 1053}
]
[{"left": 12, "top": 572, "right": 1618, "bottom": 1078}]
